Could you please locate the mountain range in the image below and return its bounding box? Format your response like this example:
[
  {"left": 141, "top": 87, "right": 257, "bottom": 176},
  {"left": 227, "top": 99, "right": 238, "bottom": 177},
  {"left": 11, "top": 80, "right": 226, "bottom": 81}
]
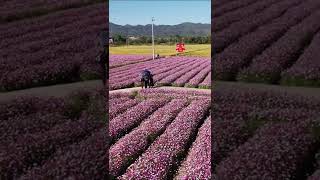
[{"left": 109, "top": 22, "right": 210, "bottom": 37}]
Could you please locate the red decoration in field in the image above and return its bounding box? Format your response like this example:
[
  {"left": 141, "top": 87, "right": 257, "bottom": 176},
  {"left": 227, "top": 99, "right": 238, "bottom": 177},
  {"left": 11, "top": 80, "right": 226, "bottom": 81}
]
[{"left": 176, "top": 43, "right": 185, "bottom": 52}]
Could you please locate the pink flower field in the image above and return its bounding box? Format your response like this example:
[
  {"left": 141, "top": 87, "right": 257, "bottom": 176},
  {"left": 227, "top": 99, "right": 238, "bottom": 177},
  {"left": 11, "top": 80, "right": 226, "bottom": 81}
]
[
  {"left": 109, "top": 56, "right": 211, "bottom": 90},
  {"left": 109, "top": 89, "right": 211, "bottom": 179}
]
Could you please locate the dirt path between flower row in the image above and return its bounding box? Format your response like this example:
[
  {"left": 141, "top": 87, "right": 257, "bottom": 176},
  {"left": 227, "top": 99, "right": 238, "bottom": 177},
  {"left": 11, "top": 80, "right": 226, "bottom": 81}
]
[
  {"left": 215, "top": 81, "right": 320, "bottom": 99},
  {"left": 109, "top": 81, "right": 320, "bottom": 99},
  {"left": 109, "top": 86, "right": 211, "bottom": 94},
  {"left": 0, "top": 80, "right": 103, "bottom": 103},
  {"left": 1, "top": 80, "right": 318, "bottom": 103}
]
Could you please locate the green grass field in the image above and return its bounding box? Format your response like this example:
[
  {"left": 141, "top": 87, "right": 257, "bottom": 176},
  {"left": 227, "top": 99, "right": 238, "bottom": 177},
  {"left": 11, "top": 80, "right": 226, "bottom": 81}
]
[{"left": 109, "top": 44, "right": 211, "bottom": 57}]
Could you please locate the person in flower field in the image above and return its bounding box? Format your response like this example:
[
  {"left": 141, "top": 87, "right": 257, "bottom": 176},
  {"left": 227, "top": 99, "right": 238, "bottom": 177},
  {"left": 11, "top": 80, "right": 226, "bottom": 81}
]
[{"left": 140, "top": 69, "right": 154, "bottom": 88}]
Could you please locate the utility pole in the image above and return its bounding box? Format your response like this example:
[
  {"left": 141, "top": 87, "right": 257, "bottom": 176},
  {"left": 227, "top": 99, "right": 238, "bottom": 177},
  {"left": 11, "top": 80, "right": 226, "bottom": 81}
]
[
  {"left": 152, "top": 17, "right": 155, "bottom": 60},
  {"left": 127, "top": 28, "right": 129, "bottom": 47}
]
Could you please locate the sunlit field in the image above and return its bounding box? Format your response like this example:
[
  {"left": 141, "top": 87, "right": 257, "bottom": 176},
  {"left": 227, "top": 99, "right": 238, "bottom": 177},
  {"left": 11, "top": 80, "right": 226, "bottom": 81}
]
[{"left": 109, "top": 44, "right": 211, "bottom": 57}]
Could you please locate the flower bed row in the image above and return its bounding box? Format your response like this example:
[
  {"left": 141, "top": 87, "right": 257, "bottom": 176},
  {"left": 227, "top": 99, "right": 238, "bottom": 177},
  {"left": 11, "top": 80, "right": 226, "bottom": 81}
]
[
  {"left": 20, "top": 128, "right": 108, "bottom": 179},
  {"left": 281, "top": 30, "right": 320, "bottom": 87},
  {"left": 0, "top": 112, "right": 105, "bottom": 179},
  {"left": 212, "top": 87, "right": 320, "bottom": 178},
  {"left": 0, "top": 96, "right": 66, "bottom": 121},
  {"left": 215, "top": 121, "right": 316, "bottom": 179},
  {"left": 0, "top": 3, "right": 107, "bottom": 91},
  {"left": 109, "top": 56, "right": 184, "bottom": 76},
  {"left": 109, "top": 54, "right": 153, "bottom": 68},
  {"left": 213, "top": 0, "right": 318, "bottom": 81},
  {"left": 212, "top": 0, "right": 279, "bottom": 32},
  {"left": 0, "top": 112, "right": 68, "bottom": 147},
  {"left": 109, "top": 98, "right": 139, "bottom": 120},
  {"left": 175, "top": 115, "right": 211, "bottom": 180},
  {"left": 109, "top": 99, "right": 189, "bottom": 177},
  {"left": 238, "top": 9, "right": 320, "bottom": 84},
  {"left": 0, "top": 0, "right": 105, "bottom": 23},
  {"left": 110, "top": 57, "right": 196, "bottom": 85},
  {"left": 0, "top": 88, "right": 106, "bottom": 179},
  {"left": 109, "top": 56, "right": 211, "bottom": 90},
  {"left": 212, "top": 0, "right": 320, "bottom": 87},
  {"left": 119, "top": 99, "right": 210, "bottom": 179},
  {"left": 109, "top": 98, "right": 169, "bottom": 141},
  {"left": 156, "top": 61, "right": 208, "bottom": 86},
  {"left": 212, "top": 0, "right": 300, "bottom": 54},
  {"left": 213, "top": 0, "right": 259, "bottom": 17}
]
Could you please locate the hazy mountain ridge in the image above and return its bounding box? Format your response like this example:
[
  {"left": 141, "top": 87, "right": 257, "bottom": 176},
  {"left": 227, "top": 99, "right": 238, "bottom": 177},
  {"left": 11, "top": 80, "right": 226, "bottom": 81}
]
[{"left": 110, "top": 22, "right": 210, "bottom": 37}]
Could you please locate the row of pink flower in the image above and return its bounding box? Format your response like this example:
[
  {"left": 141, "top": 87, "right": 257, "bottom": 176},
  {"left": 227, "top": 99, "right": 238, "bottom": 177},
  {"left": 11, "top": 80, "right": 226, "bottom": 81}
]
[
  {"left": 109, "top": 61, "right": 188, "bottom": 87},
  {"left": 132, "top": 59, "right": 201, "bottom": 87},
  {"left": 109, "top": 58, "right": 201, "bottom": 89},
  {"left": 109, "top": 56, "right": 199, "bottom": 75},
  {"left": 1, "top": 112, "right": 104, "bottom": 178},
  {"left": 20, "top": 128, "right": 108, "bottom": 179},
  {"left": 109, "top": 57, "right": 196, "bottom": 84},
  {"left": 215, "top": 121, "right": 315, "bottom": 179},
  {"left": 156, "top": 60, "right": 210, "bottom": 86},
  {"left": 185, "top": 66, "right": 211, "bottom": 88},
  {"left": 176, "top": 115, "right": 211, "bottom": 180},
  {"left": 212, "top": 0, "right": 296, "bottom": 54},
  {"left": 138, "top": 88, "right": 211, "bottom": 100},
  {"left": 109, "top": 99, "right": 190, "bottom": 177},
  {"left": 109, "top": 54, "right": 153, "bottom": 67},
  {"left": 212, "top": 0, "right": 275, "bottom": 32},
  {"left": 213, "top": 0, "right": 305, "bottom": 80},
  {"left": 109, "top": 97, "right": 132, "bottom": 106},
  {"left": 0, "top": 3, "right": 107, "bottom": 91},
  {"left": 119, "top": 99, "right": 211, "bottom": 179},
  {"left": 109, "top": 91, "right": 134, "bottom": 99},
  {"left": 109, "top": 97, "right": 139, "bottom": 120},
  {"left": 113, "top": 56, "right": 209, "bottom": 88},
  {"left": 152, "top": 60, "right": 204, "bottom": 83},
  {"left": 282, "top": 29, "right": 320, "bottom": 84},
  {"left": 173, "top": 61, "right": 210, "bottom": 86},
  {"left": 212, "top": 102, "right": 255, "bottom": 168},
  {"left": 238, "top": 9, "right": 320, "bottom": 84},
  {"left": 109, "top": 56, "right": 176, "bottom": 75},
  {"left": 199, "top": 72, "right": 211, "bottom": 88},
  {"left": 140, "top": 88, "right": 211, "bottom": 97},
  {"left": 212, "top": 86, "right": 320, "bottom": 177},
  {"left": 109, "top": 56, "right": 210, "bottom": 89},
  {"left": 109, "top": 98, "right": 169, "bottom": 141}
]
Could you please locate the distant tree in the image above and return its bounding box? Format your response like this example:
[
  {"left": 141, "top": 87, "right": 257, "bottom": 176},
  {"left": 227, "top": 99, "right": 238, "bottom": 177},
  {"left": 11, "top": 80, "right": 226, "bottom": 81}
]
[
  {"left": 113, "top": 34, "right": 126, "bottom": 45},
  {"left": 140, "top": 36, "right": 148, "bottom": 44}
]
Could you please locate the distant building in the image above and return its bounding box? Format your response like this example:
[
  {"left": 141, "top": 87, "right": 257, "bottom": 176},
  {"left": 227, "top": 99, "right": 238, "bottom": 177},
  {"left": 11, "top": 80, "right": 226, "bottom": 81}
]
[
  {"left": 109, "top": 37, "right": 114, "bottom": 44},
  {"left": 128, "top": 36, "right": 138, "bottom": 40}
]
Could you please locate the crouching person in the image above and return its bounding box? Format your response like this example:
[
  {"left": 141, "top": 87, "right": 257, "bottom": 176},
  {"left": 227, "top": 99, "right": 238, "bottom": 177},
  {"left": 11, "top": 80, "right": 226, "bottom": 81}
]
[{"left": 140, "top": 69, "right": 154, "bottom": 88}]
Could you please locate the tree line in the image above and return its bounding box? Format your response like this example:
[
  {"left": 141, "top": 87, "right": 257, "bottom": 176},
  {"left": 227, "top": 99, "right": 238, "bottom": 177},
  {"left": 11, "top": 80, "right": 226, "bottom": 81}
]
[{"left": 111, "top": 34, "right": 211, "bottom": 45}]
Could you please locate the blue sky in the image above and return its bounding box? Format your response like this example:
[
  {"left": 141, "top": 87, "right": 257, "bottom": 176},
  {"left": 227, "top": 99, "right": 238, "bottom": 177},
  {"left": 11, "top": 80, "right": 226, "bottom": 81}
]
[{"left": 109, "top": 0, "right": 210, "bottom": 25}]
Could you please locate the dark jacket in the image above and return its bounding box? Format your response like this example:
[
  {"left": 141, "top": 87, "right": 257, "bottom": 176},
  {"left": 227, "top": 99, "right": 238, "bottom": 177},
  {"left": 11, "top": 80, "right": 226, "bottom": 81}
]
[{"left": 141, "top": 70, "right": 151, "bottom": 81}]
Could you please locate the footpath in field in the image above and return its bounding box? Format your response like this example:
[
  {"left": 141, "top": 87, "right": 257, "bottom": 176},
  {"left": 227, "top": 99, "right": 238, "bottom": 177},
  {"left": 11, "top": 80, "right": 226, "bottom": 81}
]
[
  {"left": 110, "top": 86, "right": 211, "bottom": 94},
  {"left": 0, "top": 80, "right": 103, "bottom": 103}
]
